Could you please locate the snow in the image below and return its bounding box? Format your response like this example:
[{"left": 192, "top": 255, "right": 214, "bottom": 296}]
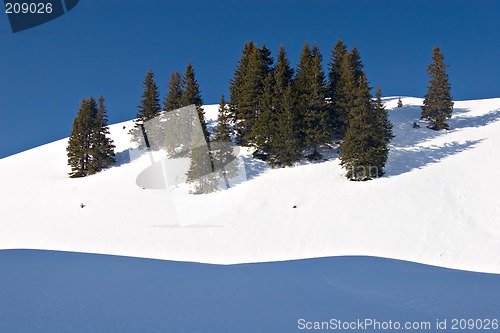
[
  {"left": 1, "top": 250, "right": 499, "bottom": 332},
  {"left": 1, "top": 98, "right": 500, "bottom": 273}
]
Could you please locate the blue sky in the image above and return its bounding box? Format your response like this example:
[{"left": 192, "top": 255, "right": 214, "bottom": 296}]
[{"left": 1, "top": 0, "right": 499, "bottom": 158}]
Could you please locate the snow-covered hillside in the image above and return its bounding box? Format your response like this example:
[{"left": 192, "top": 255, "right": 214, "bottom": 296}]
[{"left": 1, "top": 97, "right": 500, "bottom": 273}]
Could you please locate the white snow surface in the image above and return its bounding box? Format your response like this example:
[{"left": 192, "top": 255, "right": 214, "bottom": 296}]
[{"left": 1, "top": 98, "right": 500, "bottom": 273}]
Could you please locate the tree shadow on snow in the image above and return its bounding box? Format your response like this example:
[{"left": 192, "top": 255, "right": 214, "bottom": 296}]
[
  {"left": 385, "top": 139, "right": 483, "bottom": 177},
  {"left": 390, "top": 106, "right": 500, "bottom": 148}
]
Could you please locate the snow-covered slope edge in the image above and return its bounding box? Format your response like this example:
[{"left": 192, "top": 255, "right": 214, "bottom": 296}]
[{"left": 1, "top": 98, "right": 500, "bottom": 273}]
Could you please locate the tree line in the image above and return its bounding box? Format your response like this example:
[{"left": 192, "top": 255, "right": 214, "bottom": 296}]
[{"left": 66, "top": 41, "right": 453, "bottom": 184}]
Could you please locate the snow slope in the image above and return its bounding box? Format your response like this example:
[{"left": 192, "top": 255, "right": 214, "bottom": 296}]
[
  {"left": 1, "top": 250, "right": 500, "bottom": 333},
  {"left": 1, "top": 98, "right": 500, "bottom": 273}
]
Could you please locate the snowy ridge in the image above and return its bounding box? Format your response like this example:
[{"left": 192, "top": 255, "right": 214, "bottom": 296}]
[{"left": 1, "top": 98, "right": 500, "bottom": 273}]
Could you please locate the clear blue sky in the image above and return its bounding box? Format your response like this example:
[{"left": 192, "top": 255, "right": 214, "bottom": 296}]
[{"left": 1, "top": 0, "right": 499, "bottom": 158}]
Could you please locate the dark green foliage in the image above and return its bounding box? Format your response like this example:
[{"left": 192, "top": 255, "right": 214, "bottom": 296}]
[
  {"left": 421, "top": 46, "right": 453, "bottom": 130},
  {"left": 328, "top": 39, "right": 348, "bottom": 128},
  {"left": 340, "top": 79, "right": 392, "bottom": 181},
  {"left": 230, "top": 41, "right": 273, "bottom": 145},
  {"left": 131, "top": 70, "right": 161, "bottom": 146},
  {"left": 349, "top": 47, "right": 364, "bottom": 81},
  {"left": 273, "top": 45, "right": 294, "bottom": 98},
  {"left": 164, "top": 71, "right": 183, "bottom": 111},
  {"left": 332, "top": 51, "right": 356, "bottom": 136},
  {"left": 213, "top": 94, "right": 232, "bottom": 142},
  {"left": 181, "top": 63, "right": 209, "bottom": 142},
  {"left": 271, "top": 84, "right": 302, "bottom": 166},
  {"left": 89, "top": 96, "right": 116, "bottom": 174},
  {"left": 252, "top": 74, "right": 276, "bottom": 156},
  {"left": 185, "top": 128, "right": 218, "bottom": 194},
  {"left": 397, "top": 97, "right": 403, "bottom": 108},
  {"left": 67, "top": 96, "right": 115, "bottom": 178},
  {"left": 294, "top": 42, "right": 331, "bottom": 157},
  {"left": 212, "top": 94, "right": 238, "bottom": 189}
]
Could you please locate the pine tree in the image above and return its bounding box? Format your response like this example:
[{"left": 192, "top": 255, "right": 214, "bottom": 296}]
[
  {"left": 340, "top": 76, "right": 391, "bottom": 180},
  {"left": 350, "top": 47, "right": 365, "bottom": 81},
  {"left": 421, "top": 46, "right": 453, "bottom": 130},
  {"left": 273, "top": 44, "right": 294, "bottom": 109},
  {"left": 251, "top": 74, "right": 276, "bottom": 157},
  {"left": 181, "top": 62, "right": 209, "bottom": 141},
  {"left": 374, "top": 86, "right": 394, "bottom": 147},
  {"left": 397, "top": 97, "right": 403, "bottom": 108},
  {"left": 67, "top": 96, "right": 115, "bottom": 177},
  {"left": 131, "top": 70, "right": 161, "bottom": 147},
  {"left": 67, "top": 98, "right": 94, "bottom": 177},
  {"left": 271, "top": 84, "right": 302, "bottom": 166},
  {"left": 230, "top": 42, "right": 273, "bottom": 145},
  {"left": 213, "top": 94, "right": 232, "bottom": 142},
  {"left": 164, "top": 70, "right": 183, "bottom": 111},
  {"left": 212, "top": 94, "right": 238, "bottom": 188},
  {"left": 229, "top": 41, "right": 257, "bottom": 138},
  {"left": 185, "top": 127, "right": 218, "bottom": 194},
  {"left": 294, "top": 42, "right": 330, "bottom": 159},
  {"left": 334, "top": 51, "right": 357, "bottom": 136},
  {"left": 328, "top": 39, "right": 348, "bottom": 129},
  {"left": 88, "top": 96, "right": 115, "bottom": 174}
]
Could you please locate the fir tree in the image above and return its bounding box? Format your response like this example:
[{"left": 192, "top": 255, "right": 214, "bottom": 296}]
[
  {"left": 294, "top": 42, "right": 330, "bottom": 158},
  {"left": 89, "top": 96, "right": 115, "bottom": 174},
  {"left": 164, "top": 70, "right": 183, "bottom": 111},
  {"left": 229, "top": 41, "right": 256, "bottom": 135},
  {"left": 421, "top": 46, "right": 453, "bottom": 130},
  {"left": 213, "top": 94, "right": 232, "bottom": 142},
  {"left": 340, "top": 77, "right": 391, "bottom": 180},
  {"left": 334, "top": 51, "right": 357, "bottom": 136},
  {"left": 328, "top": 39, "right": 348, "bottom": 129},
  {"left": 251, "top": 74, "right": 276, "bottom": 157},
  {"left": 182, "top": 62, "right": 209, "bottom": 141},
  {"left": 349, "top": 47, "right": 365, "bottom": 81},
  {"left": 229, "top": 42, "right": 274, "bottom": 145},
  {"left": 185, "top": 128, "right": 218, "bottom": 194},
  {"left": 67, "top": 98, "right": 94, "bottom": 177},
  {"left": 67, "top": 96, "right": 115, "bottom": 177},
  {"left": 397, "top": 97, "right": 403, "bottom": 108},
  {"left": 212, "top": 94, "right": 238, "bottom": 189},
  {"left": 374, "top": 86, "right": 394, "bottom": 147},
  {"left": 273, "top": 44, "right": 294, "bottom": 109},
  {"left": 131, "top": 70, "right": 161, "bottom": 147},
  {"left": 271, "top": 84, "right": 302, "bottom": 166}
]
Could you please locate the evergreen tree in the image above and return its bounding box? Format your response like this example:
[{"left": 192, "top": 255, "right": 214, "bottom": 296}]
[
  {"left": 251, "top": 74, "right": 276, "bottom": 157},
  {"left": 294, "top": 42, "right": 330, "bottom": 158},
  {"left": 67, "top": 96, "right": 115, "bottom": 177},
  {"left": 229, "top": 41, "right": 256, "bottom": 133},
  {"left": 397, "top": 97, "right": 403, "bottom": 108},
  {"left": 213, "top": 94, "right": 232, "bottom": 142},
  {"left": 212, "top": 94, "right": 238, "bottom": 189},
  {"left": 349, "top": 47, "right": 365, "bottom": 81},
  {"left": 374, "top": 86, "right": 394, "bottom": 147},
  {"left": 340, "top": 76, "right": 390, "bottom": 180},
  {"left": 182, "top": 62, "right": 209, "bottom": 141},
  {"left": 88, "top": 96, "right": 115, "bottom": 174},
  {"left": 164, "top": 70, "right": 183, "bottom": 111},
  {"left": 131, "top": 70, "right": 161, "bottom": 147},
  {"left": 273, "top": 44, "right": 294, "bottom": 109},
  {"left": 328, "top": 39, "right": 348, "bottom": 129},
  {"left": 421, "top": 46, "right": 453, "bottom": 130},
  {"left": 185, "top": 127, "right": 218, "bottom": 194},
  {"left": 229, "top": 42, "right": 274, "bottom": 145},
  {"left": 334, "top": 51, "right": 357, "bottom": 136},
  {"left": 67, "top": 98, "right": 94, "bottom": 177},
  {"left": 271, "top": 84, "right": 302, "bottom": 166}
]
